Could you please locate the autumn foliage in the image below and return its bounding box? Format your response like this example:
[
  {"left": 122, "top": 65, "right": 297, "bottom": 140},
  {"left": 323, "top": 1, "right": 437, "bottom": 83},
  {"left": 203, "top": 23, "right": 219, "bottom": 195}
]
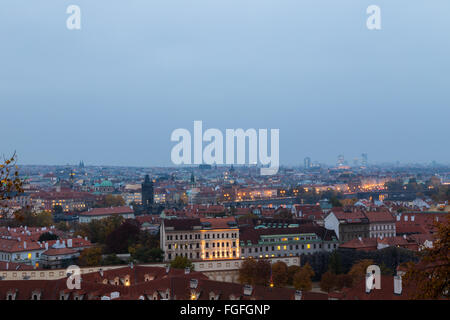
[{"left": 403, "top": 216, "right": 450, "bottom": 299}]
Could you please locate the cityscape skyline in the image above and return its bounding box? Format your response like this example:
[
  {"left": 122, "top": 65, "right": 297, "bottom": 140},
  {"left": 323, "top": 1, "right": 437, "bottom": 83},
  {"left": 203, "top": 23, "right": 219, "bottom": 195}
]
[{"left": 1, "top": 1, "right": 450, "bottom": 167}]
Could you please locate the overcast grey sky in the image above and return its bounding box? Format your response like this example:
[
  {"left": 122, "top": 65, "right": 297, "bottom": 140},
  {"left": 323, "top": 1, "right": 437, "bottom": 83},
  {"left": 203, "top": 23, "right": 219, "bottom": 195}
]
[{"left": 1, "top": 0, "right": 449, "bottom": 166}]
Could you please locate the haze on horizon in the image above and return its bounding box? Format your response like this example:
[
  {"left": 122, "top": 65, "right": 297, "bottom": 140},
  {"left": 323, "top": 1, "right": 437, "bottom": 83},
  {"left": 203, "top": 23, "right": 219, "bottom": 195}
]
[{"left": 1, "top": 0, "right": 449, "bottom": 167}]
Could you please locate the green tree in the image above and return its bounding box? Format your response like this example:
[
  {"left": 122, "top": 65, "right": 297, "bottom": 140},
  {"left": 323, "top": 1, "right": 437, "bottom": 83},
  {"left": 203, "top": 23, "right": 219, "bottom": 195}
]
[
  {"left": 293, "top": 264, "right": 315, "bottom": 291},
  {"left": 335, "top": 273, "right": 353, "bottom": 291},
  {"left": 131, "top": 246, "right": 164, "bottom": 263},
  {"left": 239, "top": 258, "right": 258, "bottom": 285},
  {"left": 403, "top": 216, "right": 450, "bottom": 299},
  {"left": 271, "top": 261, "right": 289, "bottom": 287},
  {"left": 238, "top": 258, "right": 271, "bottom": 286},
  {"left": 348, "top": 259, "right": 375, "bottom": 284},
  {"left": 320, "top": 271, "right": 337, "bottom": 293},
  {"left": 94, "top": 194, "right": 125, "bottom": 208},
  {"left": 14, "top": 207, "right": 53, "bottom": 227},
  {"left": 328, "top": 251, "right": 343, "bottom": 274},
  {"left": 78, "top": 247, "right": 102, "bottom": 266},
  {"left": 330, "top": 196, "right": 342, "bottom": 207},
  {"left": 75, "top": 215, "right": 123, "bottom": 244},
  {"left": 255, "top": 259, "right": 272, "bottom": 286},
  {"left": 102, "top": 254, "right": 124, "bottom": 266},
  {"left": 0, "top": 153, "right": 23, "bottom": 209},
  {"left": 38, "top": 232, "right": 59, "bottom": 242},
  {"left": 55, "top": 221, "right": 70, "bottom": 232},
  {"left": 104, "top": 219, "right": 140, "bottom": 254},
  {"left": 170, "top": 256, "right": 194, "bottom": 270},
  {"left": 287, "top": 265, "right": 302, "bottom": 285}
]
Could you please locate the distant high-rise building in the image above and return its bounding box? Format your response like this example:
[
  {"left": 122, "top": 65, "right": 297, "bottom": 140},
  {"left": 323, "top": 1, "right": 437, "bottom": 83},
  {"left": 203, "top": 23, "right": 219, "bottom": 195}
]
[
  {"left": 361, "top": 153, "right": 368, "bottom": 167},
  {"left": 337, "top": 154, "right": 345, "bottom": 167},
  {"left": 141, "top": 175, "right": 154, "bottom": 208},
  {"left": 304, "top": 157, "right": 311, "bottom": 169}
]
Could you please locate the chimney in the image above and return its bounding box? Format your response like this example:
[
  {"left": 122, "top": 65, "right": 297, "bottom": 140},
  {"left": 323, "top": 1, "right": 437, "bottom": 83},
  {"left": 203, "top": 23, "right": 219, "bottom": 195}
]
[
  {"left": 243, "top": 284, "right": 253, "bottom": 296},
  {"left": 394, "top": 275, "right": 402, "bottom": 295},
  {"left": 190, "top": 279, "right": 198, "bottom": 289},
  {"left": 365, "top": 273, "right": 372, "bottom": 293},
  {"left": 294, "top": 290, "right": 302, "bottom": 300}
]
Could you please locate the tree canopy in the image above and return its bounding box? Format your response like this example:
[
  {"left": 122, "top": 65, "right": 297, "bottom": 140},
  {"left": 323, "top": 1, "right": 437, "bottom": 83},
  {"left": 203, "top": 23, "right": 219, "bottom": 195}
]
[{"left": 403, "top": 216, "right": 450, "bottom": 299}]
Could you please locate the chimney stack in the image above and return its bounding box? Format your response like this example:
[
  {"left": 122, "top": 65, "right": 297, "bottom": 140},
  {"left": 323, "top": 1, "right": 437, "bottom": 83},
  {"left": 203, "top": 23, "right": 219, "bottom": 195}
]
[
  {"left": 365, "top": 273, "right": 373, "bottom": 293},
  {"left": 394, "top": 275, "right": 402, "bottom": 295}
]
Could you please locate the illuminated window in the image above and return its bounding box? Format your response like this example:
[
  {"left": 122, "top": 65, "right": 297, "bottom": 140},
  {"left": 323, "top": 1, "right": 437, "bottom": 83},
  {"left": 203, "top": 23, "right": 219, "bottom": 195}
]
[
  {"left": 27, "top": 253, "right": 32, "bottom": 259},
  {"left": 307, "top": 244, "right": 311, "bottom": 249},
  {"left": 277, "top": 246, "right": 281, "bottom": 251}
]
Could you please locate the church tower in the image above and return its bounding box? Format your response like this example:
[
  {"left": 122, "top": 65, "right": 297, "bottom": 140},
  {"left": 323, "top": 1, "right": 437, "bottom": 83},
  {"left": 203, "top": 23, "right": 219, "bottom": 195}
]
[{"left": 141, "top": 175, "right": 154, "bottom": 208}]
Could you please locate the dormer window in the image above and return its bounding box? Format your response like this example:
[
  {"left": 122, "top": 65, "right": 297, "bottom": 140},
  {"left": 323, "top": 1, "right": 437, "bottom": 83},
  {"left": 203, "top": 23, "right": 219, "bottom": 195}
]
[{"left": 31, "top": 291, "right": 41, "bottom": 300}]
